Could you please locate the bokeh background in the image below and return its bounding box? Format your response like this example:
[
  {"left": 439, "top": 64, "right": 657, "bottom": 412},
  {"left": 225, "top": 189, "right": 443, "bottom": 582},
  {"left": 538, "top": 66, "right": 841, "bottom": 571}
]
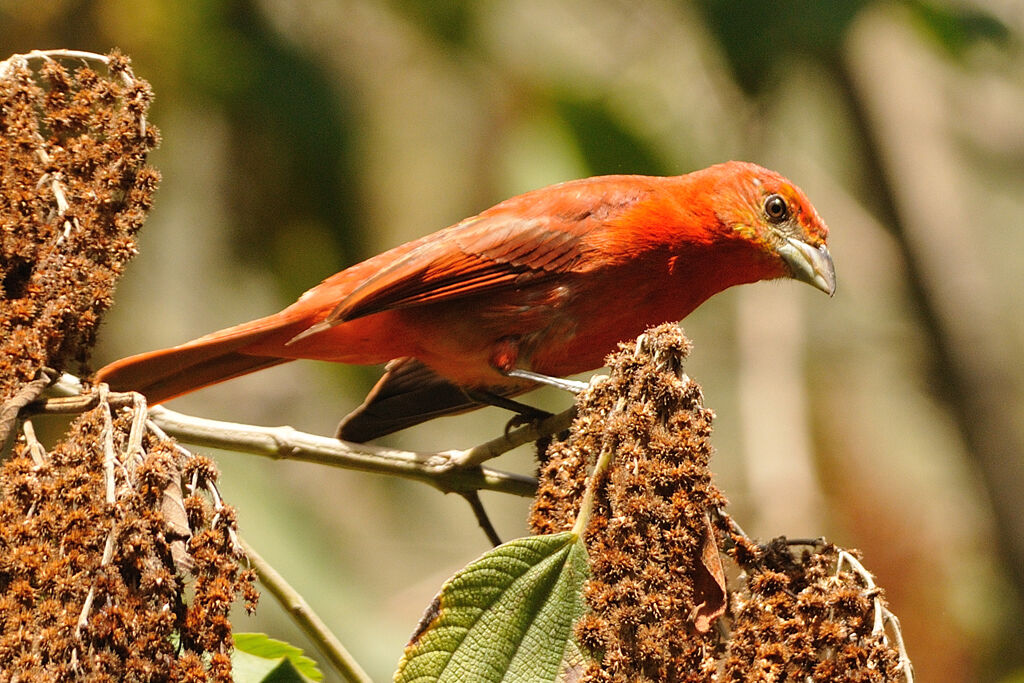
[{"left": 3, "top": 1, "right": 1023, "bottom": 680}]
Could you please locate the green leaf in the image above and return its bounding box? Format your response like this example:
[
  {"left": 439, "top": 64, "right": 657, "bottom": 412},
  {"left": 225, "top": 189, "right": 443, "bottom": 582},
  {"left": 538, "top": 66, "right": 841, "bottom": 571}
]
[
  {"left": 553, "top": 94, "right": 671, "bottom": 177},
  {"left": 232, "top": 633, "right": 323, "bottom": 682},
  {"left": 905, "top": 0, "right": 1011, "bottom": 60},
  {"left": 232, "top": 652, "right": 309, "bottom": 683},
  {"left": 395, "top": 531, "right": 590, "bottom": 683}
]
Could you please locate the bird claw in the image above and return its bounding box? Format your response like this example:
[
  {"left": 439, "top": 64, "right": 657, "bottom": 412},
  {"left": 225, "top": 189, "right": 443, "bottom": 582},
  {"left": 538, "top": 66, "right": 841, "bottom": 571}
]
[{"left": 504, "top": 407, "right": 554, "bottom": 436}]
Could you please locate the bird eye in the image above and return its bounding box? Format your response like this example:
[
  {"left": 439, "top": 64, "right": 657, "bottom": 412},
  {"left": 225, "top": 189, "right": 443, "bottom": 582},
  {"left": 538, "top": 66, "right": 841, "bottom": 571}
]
[{"left": 764, "top": 194, "right": 789, "bottom": 223}]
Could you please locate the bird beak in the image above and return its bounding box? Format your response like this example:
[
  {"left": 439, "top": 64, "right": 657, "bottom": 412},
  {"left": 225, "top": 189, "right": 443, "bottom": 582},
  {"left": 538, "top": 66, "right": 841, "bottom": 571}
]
[{"left": 778, "top": 237, "right": 836, "bottom": 296}]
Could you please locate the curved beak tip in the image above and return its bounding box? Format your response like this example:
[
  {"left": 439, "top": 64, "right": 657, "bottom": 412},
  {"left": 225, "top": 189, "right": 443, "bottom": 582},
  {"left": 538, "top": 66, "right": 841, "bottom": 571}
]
[{"left": 779, "top": 238, "right": 836, "bottom": 297}]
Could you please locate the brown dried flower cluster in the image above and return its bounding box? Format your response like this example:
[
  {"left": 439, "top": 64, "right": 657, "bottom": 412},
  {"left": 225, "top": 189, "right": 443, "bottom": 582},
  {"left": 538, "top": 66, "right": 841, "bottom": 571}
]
[
  {"left": 0, "top": 50, "right": 159, "bottom": 403},
  {"left": 531, "top": 324, "right": 727, "bottom": 681},
  {"left": 0, "top": 51, "right": 257, "bottom": 681},
  {"left": 720, "top": 534, "right": 906, "bottom": 681},
  {"left": 530, "top": 323, "right": 910, "bottom": 682},
  {"left": 1, "top": 396, "right": 258, "bottom": 680}
]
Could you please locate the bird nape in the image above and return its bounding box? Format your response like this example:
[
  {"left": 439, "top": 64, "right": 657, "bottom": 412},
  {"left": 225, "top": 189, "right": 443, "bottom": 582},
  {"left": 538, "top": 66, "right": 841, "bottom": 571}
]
[{"left": 96, "top": 161, "right": 835, "bottom": 442}]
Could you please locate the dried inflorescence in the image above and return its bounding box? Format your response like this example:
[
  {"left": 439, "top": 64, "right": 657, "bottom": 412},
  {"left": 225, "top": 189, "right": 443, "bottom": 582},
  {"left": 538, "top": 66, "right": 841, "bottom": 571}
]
[
  {"left": 0, "top": 51, "right": 257, "bottom": 681},
  {"left": 0, "top": 50, "right": 159, "bottom": 403},
  {"left": 530, "top": 323, "right": 910, "bottom": 681},
  {"left": 531, "top": 324, "right": 727, "bottom": 681},
  {"left": 720, "top": 533, "right": 906, "bottom": 681},
  {"left": 0, "top": 398, "right": 257, "bottom": 680}
]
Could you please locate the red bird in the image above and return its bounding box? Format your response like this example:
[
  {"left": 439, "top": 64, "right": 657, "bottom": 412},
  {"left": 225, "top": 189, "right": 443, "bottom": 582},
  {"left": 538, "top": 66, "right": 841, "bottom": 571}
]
[{"left": 97, "top": 161, "right": 835, "bottom": 441}]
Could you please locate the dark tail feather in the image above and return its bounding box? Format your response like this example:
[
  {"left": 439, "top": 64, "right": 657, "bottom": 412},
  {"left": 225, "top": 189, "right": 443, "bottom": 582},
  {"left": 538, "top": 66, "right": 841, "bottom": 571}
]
[{"left": 337, "top": 358, "right": 497, "bottom": 442}]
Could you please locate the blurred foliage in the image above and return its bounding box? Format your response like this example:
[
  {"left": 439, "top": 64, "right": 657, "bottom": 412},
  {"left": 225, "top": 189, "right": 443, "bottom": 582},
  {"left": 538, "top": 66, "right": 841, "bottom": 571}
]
[
  {"left": 694, "top": 0, "right": 1010, "bottom": 96},
  {"left": 2, "top": 0, "right": 1023, "bottom": 681},
  {"left": 392, "top": 0, "right": 476, "bottom": 49},
  {"left": 554, "top": 92, "right": 672, "bottom": 176},
  {"left": 693, "top": 0, "right": 867, "bottom": 92},
  {"left": 905, "top": 0, "right": 1012, "bottom": 59},
  {"left": 212, "top": 2, "right": 367, "bottom": 282}
]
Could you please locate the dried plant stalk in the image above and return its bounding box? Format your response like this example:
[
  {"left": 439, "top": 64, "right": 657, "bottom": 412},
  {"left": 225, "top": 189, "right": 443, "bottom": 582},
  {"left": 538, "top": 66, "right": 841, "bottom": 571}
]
[
  {"left": 531, "top": 323, "right": 911, "bottom": 681},
  {"left": 0, "top": 49, "right": 159, "bottom": 404},
  {"left": 1, "top": 396, "right": 258, "bottom": 680},
  {"left": 0, "top": 50, "right": 257, "bottom": 682}
]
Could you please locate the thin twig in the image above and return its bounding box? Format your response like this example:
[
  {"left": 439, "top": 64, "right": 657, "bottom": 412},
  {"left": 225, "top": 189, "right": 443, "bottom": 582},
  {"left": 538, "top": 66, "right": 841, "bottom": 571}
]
[
  {"left": 21, "top": 420, "right": 46, "bottom": 467},
  {"left": 453, "top": 406, "right": 576, "bottom": 468},
  {"left": 98, "top": 385, "right": 116, "bottom": 505},
  {"left": 33, "top": 392, "right": 136, "bottom": 413},
  {"left": 146, "top": 417, "right": 242, "bottom": 555},
  {"left": 461, "top": 491, "right": 503, "bottom": 547},
  {"left": 570, "top": 338, "right": 663, "bottom": 538},
  {"left": 36, "top": 167, "right": 78, "bottom": 244},
  {"left": 241, "top": 538, "right": 372, "bottom": 683},
  {"left": 836, "top": 550, "right": 914, "bottom": 682},
  {"left": 883, "top": 610, "right": 914, "bottom": 683},
  {"left": 123, "top": 393, "right": 148, "bottom": 469},
  {"left": 76, "top": 528, "right": 117, "bottom": 639},
  {"left": 572, "top": 393, "right": 625, "bottom": 538},
  {"left": 835, "top": 550, "right": 883, "bottom": 635},
  {"left": 0, "top": 50, "right": 147, "bottom": 136},
  {"left": 145, "top": 404, "right": 538, "bottom": 497},
  {"left": 33, "top": 376, "right": 539, "bottom": 497},
  {"left": 0, "top": 49, "right": 113, "bottom": 78}
]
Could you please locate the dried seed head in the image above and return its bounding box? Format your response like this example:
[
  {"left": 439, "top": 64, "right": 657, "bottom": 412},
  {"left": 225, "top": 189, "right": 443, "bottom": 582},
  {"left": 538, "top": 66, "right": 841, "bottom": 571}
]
[
  {"left": 531, "top": 324, "right": 907, "bottom": 680},
  {"left": 532, "top": 324, "right": 723, "bottom": 680},
  {"left": 0, "top": 51, "right": 255, "bottom": 681},
  {"left": 0, "top": 50, "right": 160, "bottom": 401}
]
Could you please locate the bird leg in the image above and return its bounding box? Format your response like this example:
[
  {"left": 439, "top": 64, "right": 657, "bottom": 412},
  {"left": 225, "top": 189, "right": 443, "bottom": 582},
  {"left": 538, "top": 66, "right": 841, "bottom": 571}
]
[
  {"left": 504, "top": 368, "right": 589, "bottom": 394},
  {"left": 462, "top": 388, "right": 558, "bottom": 436},
  {"left": 489, "top": 335, "right": 589, "bottom": 394},
  {"left": 463, "top": 389, "right": 552, "bottom": 422}
]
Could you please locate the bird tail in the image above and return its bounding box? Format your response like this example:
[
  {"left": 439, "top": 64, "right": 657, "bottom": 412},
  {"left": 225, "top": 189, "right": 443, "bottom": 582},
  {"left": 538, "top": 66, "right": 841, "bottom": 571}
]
[{"left": 95, "top": 314, "right": 308, "bottom": 404}]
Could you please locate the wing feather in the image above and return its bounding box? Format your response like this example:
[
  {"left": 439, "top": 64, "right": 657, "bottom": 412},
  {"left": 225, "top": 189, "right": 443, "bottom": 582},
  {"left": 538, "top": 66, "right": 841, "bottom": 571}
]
[
  {"left": 328, "top": 218, "right": 581, "bottom": 322},
  {"left": 315, "top": 176, "right": 656, "bottom": 327}
]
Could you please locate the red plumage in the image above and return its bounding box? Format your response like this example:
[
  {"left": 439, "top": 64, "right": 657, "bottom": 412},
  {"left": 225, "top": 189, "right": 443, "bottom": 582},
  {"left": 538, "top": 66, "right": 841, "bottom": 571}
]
[{"left": 97, "top": 161, "right": 834, "bottom": 441}]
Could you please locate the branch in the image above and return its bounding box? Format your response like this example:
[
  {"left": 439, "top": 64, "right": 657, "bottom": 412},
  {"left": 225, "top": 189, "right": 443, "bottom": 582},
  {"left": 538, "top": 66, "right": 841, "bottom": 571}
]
[
  {"left": 38, "top": 375, "right": 540, "bottom": 497},
  {"left": 0, "top": 369, "right": 54, "bottom": 450},
  {"left": 241, "top": 538, "right": 372, "bottom": 683},
  {"left": 148, "top": 405, "right": 538, "bottom": 496},
  {"left": 452, "top": 406, "right": 576, "bottom": 468},
  {"left": 460, "top": 491, "right": 503, "bottom": 547}
]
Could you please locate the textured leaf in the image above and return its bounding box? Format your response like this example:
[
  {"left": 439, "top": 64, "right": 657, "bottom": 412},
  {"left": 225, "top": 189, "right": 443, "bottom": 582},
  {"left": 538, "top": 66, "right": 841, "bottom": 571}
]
[
  {"left": 395, "top": 531, "right": 589, "bottom": 683},
  {"left": 233, "top": 633, "right": 323, "bottom": 682},
  {"left": 231, "top": 653, "right": 308, "bottom": 683}
]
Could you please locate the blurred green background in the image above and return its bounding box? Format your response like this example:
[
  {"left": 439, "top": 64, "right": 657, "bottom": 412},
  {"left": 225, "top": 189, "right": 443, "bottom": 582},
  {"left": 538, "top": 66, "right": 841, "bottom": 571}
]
[{"left": 3, "top": 1, "right": 1023, "bottom": 680}]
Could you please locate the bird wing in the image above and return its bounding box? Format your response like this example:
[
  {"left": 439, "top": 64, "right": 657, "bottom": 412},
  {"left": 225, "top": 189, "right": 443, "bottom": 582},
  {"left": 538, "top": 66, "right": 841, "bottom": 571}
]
[
  {"left": 326, "top": 216, "right": 585, "bottom": 323},
  {"left": 318, "top": 178, "right": 652, "bottom": 327}
]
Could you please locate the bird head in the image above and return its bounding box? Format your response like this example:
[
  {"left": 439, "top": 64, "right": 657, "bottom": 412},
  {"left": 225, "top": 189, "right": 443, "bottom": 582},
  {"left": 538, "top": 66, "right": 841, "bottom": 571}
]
[{"left": 711, "top": 161, "right": 836, "bottom": 296}]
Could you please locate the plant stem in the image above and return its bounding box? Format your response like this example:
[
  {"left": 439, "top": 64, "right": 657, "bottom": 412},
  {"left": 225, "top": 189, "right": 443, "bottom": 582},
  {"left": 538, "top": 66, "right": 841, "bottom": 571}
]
[
  {"left": 241, "top": 538, "right": 372, "bottom": 683},
  {"left": 36, "top": 375, "right": 539, "bottom": 497}
]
